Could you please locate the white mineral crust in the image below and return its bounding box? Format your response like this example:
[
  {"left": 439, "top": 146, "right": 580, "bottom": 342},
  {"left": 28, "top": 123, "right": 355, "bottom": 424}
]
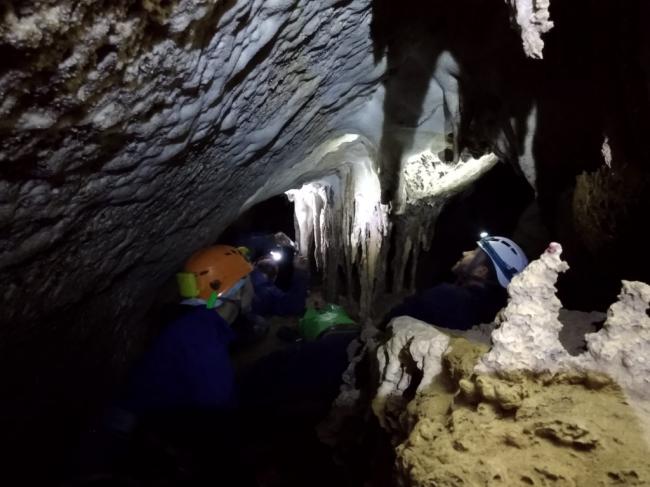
[
  {"left": 373, "top": 316, "right": 450, "bottom": 429},
  {"left": 477, "top": 243, "right": 650, "bottom": 402}
]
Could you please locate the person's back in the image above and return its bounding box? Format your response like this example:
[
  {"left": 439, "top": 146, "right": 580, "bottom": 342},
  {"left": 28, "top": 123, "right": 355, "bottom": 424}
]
[
  {"left": 120, "top": 244, "right": 255, "bottom": 425},
  {"left": 122, "top": 305, "right": 237, "bottom": 415}
]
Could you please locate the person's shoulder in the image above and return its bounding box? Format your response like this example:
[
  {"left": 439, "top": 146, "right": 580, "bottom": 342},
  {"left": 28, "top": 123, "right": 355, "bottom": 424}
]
[
  {"left": 472, "top": 281, "right": 507, "bottom": 300},
  {"left": 251, "top": 268, "right": 272, "bottom": 286},
  {"left": 421, "top": 282, "right": 465, "bottom": 298},
  {"left": 169, "top": 307, "right": 236, "bottom": 347}
]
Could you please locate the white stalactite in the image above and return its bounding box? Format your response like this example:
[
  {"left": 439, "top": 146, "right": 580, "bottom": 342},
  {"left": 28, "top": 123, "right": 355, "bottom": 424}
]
[
  {"left": 287, "top": 150, "right": 498, "bottom": 320},
  {"left": 507, "top": 0, "right": 554, "bottom": 59},
  {"left": 287, "top": 159, "right": 389, "bottom": 318}
]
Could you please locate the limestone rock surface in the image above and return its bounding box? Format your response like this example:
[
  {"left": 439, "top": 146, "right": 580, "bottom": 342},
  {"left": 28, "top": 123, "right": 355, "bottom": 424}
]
[
  {"left": 477, "top": 243, "right": 650, "bottom": 405},
  {"left": 397, "top": 360, "right": 650, "bottom": 487},
  {"left": 1, "top": 0, "right": 386, "bottom": 334},
  {"left": 0, "top": 0, "right": 529, "bottom": 337},
  {"left": 477, "top": 242, "right": 571, "bottom": 373},
  {"left": 363, "top": 245, "right": 650, "bottom": 486},
  {"left": 372, "top": 316, "right": 450, "bottom": 431}
]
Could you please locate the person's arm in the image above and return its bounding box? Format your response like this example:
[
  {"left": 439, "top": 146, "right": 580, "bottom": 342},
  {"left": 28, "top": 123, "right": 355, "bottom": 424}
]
[{"left": 382, "top": 285, "right": 472, "bottom": 330}]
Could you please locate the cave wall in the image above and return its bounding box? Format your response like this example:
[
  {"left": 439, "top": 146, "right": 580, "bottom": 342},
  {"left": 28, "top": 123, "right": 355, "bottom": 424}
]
[
  {"left": 3, "top": 0, "right": 650, "bottom": 479},
  {"left": 1, "top": 0, "right": 394, "bottom": 474},
  {"left": 0, "top": 0, "right": 539, "bottom": 359}
]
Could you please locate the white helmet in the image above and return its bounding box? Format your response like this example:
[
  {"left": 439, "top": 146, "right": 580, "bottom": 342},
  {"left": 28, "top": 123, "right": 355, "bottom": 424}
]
[{"left": 477, "top": 235, "right": 528, "bottom": 288}]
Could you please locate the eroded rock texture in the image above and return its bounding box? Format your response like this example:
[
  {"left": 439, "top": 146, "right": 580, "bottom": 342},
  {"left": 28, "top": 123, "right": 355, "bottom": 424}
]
[
  {"left": 0, "top": 2, "right": 534, "bottom": 474},
  {"left": 1, "top": 1, "right": 534, "bottom": 347},
  {"left": 398, "top": 359, "right": 650, "bottom": 486},
  {"left": 366, "top": 246, "right": 650, "bottom": 486},
  {"left": 2, "top": 0, "right": 379, "bottom": 331}
]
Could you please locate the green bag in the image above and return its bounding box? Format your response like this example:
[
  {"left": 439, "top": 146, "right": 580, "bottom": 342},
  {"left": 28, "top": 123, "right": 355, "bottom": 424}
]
[{"left": 299, "top": 304, "right": 357, "bottom": 341}]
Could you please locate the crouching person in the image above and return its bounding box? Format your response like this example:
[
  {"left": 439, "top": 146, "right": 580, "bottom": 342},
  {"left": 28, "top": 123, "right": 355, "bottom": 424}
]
[
  {"left": 75, "top": 246, "right": 257, "bottom": 485},
  {"left": 251, "top": 253, "right": 310, "bottom": 318}
]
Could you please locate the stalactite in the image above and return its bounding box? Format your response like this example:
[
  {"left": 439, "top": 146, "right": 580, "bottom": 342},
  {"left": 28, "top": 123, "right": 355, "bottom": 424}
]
[
  {"left": 288, "top": 159, "right": 390, "bottom": 320},
  {"left": 506, "top": 0, "right": 554, "bottom": 59},
  {"left": 288, "top": 150, "right": 498, "bottom": 322}
]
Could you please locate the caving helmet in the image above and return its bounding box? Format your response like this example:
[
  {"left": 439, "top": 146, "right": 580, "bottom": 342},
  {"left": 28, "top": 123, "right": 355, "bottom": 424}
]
[
  {"left": 176, "top": 245, "right": 253, "bottom": 305},
  {"left": 477, "top": 234, "right": 528, "bottom": 288}
]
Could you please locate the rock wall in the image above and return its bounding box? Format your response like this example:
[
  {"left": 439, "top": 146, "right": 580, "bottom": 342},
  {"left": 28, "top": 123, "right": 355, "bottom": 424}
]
[
  {"left": 2, "top": 0, "right": 393, "bottom": 475},
  {"left": 1, "top": 0, "right": 382, "bottom": 335},
  {"left": 398, "top": 354, "right": 650, "bottom": 486},
  {"left": 0, "top": 2, "right": 535, "bottom": 475},
  {"left": 1, "top": 0, "right": 536, "bottom": 353}
]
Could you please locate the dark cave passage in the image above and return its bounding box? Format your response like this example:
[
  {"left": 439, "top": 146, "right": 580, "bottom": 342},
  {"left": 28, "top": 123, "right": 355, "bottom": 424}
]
[{"left": 414, "top": 162, "right": 535, "bottom": 290}]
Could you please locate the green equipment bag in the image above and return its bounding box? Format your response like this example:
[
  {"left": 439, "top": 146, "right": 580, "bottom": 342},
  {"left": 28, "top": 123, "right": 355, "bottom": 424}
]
[{"left": 299, "top": 304, "right": 357, "bottom": 341}]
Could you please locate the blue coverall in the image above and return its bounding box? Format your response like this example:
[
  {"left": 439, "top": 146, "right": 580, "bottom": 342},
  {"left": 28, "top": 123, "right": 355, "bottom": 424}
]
[
  {"left": 251, "top": 268, "right": 309, "bottom": 317},
  {"left": 122, "top": 305, "right": 237, "bottom": 416},
  {"left": 383, "top": 282, "right": 507, "bottom": 330}
]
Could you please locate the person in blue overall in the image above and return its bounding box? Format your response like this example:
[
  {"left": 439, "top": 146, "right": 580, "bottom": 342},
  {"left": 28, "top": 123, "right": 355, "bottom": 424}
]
[
  {"left": 250, "top": 254, "right": 309, "bottom": 318},
  {"left": 71, "top": 244, "right": 350, "bottom": 485},
  {"left": 75, "top": 245, "right": 258, "bottom": 484},
  {"left": 383, "top": 235, "right": 529, "bottom": 330},
  {"left": 231, "top": 231, "right": 298, "bottom": 290},
  {"left": 122, "top": 245, "right": 254, "bottom": 419}
]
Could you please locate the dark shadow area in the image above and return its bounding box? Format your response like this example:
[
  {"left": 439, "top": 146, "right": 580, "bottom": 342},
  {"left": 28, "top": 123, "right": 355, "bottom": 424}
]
[
  {"left": 219, "top": 194, "right": 297, "bottom": 290},
  {"left": 219, "top": 194, "right": 296, "bottom": 244},
  {"left": 372, "top": 0, "right": 650, "bottom": 311},
  {"left": 531, "top": 0, "right": 650, "bottom": 310},
  {"left": 415, "top": 162, "right": 535, "bottom": 289}
]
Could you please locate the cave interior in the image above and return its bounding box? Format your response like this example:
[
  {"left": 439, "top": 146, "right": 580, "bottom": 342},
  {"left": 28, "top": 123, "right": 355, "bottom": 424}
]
[{"left": 1, "top": 0, "right": 650, "bottom": 484}]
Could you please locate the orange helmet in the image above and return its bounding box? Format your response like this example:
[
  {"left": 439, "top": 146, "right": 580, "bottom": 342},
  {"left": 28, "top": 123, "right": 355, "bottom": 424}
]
[{"left": 178, "top": 245, "right": 253, "bottom": 300}]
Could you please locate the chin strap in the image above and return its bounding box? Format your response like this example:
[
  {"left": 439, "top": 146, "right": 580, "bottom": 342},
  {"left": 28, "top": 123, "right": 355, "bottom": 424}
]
[
  {"left": 206, "top": 278, "right": 247, "bottom": 310},
  {"left": 206, "top": 292, "right": 219, "bottom": 309}
]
